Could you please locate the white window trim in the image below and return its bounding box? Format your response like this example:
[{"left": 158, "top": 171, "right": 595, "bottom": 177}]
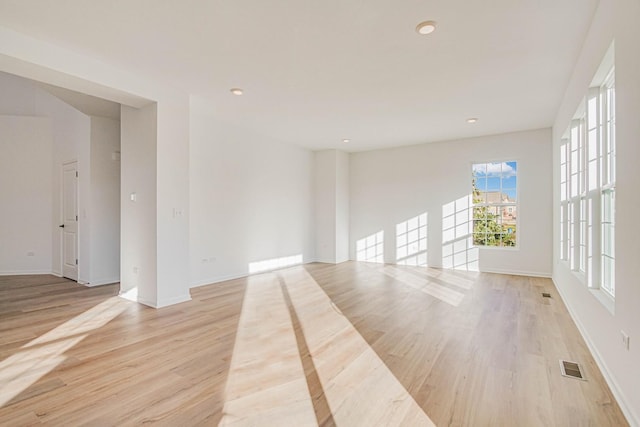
[
  {"left": 558, "top": 58, "right": 615, "bottom": 305},
  {"left": 471, "top": 160, "right": 519, "bottom": 250}
]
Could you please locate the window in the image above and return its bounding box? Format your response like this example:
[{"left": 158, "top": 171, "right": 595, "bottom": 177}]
[
  {"left": 472, "top": 161, "right": 517, "bottom": 247},
  {"left": 559, "top": 60, "right": 615, "bottom": 298}
]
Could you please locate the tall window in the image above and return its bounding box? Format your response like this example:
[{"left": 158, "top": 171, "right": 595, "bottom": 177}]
[
  {"left": 559, "top": 64, "right": 615, "bottom": 297},
  {"left": 472, "top": 161, "right": 518, "bottom": 247},
  {"left": 600, "top": 69, "right": 616, "bottom": 296}
]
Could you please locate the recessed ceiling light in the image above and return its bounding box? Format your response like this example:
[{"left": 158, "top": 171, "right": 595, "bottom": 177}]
[
  {"left": 416, "top": 20, "right": 437, "bottom": 35},
  {"left": 342, "top": 138, "right": 350, "bottom": 143},
  {"left": 230, "top": 88, "right": 244, "bottom": 96},
  {"left": 467, "top": 118, "right": 479, "bottom": 124}
]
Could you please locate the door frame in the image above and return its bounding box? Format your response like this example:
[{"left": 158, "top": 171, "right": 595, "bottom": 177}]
[{"left": 60, "top": 159, "right": 80, "bottom": 281}]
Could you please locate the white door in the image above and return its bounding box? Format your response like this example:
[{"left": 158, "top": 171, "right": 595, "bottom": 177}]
[{"left": 62, "top": 162, "right": 78, "bottom": 280}]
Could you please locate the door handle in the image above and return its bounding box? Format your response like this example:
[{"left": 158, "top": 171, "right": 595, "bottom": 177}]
[{"left": 59, "top": 224, "right": 65, "bottom": 228}]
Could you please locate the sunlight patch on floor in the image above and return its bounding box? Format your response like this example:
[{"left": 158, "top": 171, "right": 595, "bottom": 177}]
[
  {"left": 381, "top": 265, "right": 466, "bottom": 307},
  {"left": 280, "top": 268, "right": 436, "bottom": 426},
  {"left": 25, "top": 297, "right": 126, "bottom": 347},
  {"left": 0, "top": 296, "right": 128, "bottom": 407},
  {"left": 219, "top": 266, "right": 435, "bottom": 426},
  {"left": 220, "top": 274, "right": 316, "bottom": 426}
]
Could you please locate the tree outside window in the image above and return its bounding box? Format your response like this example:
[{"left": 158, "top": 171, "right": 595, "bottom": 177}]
[{"left": 472, "top": 161, "right": 518, "bottom": 247}]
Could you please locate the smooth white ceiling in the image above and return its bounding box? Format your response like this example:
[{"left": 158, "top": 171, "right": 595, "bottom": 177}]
[
  {"left": 37, "top": 82, "right": 121, "bottom": 120},
  {"left": 0, "top": 0, "right": 598, "bottom": 151}
]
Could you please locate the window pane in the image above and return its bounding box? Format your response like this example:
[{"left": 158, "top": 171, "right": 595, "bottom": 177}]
[
  {"left": 601, "top": 188, "right": 615, "bottom": 295},
  {"left": 472, "top": 161, "right": 517, "bottom": 248}
]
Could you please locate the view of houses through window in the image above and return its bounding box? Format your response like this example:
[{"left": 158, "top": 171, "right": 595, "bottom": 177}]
[{"left": 472, "top": 161, "right": 518, "bottom": 247}]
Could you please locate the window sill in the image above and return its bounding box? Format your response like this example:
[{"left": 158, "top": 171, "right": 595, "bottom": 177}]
[
  {"left": 559, "top": 261, "right": 615, "bottom": 314},
  {"left": 474, "top": 245, "right": 520, "bottom": 251},
  {"left": 589, "top": 287, "right": 615, "bottom": 315}
]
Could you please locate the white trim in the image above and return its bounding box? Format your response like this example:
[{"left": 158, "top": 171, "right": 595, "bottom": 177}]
[
  {"left": 156, "top": 294, "right": 192, "bottom": 308},
  {"left": 0, "top": 270, "right": 54, "bottom": 276},
  {"left": 60, "top": 159, "right": 79, "bottom": 281},
  {"left": 84, "top": 277, "right": 120, "bottom": 287},
  {"left": 189, "top": 260, "right": 318, "bottom": 289},
  {"left": 552, "top": 277, "right": 639, "bottom": 427},
  {"left": 135, "top": 295, "right": 157, "bottom": 309},
  {"left": 190, "top": 272, "right": 248, "bottom": 289},
  {"left": 475, "top": 267, "right": 551, "bottom": 278},
  {"left": 589, "top": 287, "right": 615, "bottom": 315},
  {"left": 314, "top": 258, "right": 346, "bottom": 264},
  {"left": 122, "top": 292, "right": 192, "bottom": 309},
  {"left": 470, "top": 159, "right": 519, "bottom": 249}
]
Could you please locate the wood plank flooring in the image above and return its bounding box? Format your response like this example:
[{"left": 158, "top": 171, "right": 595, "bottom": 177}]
[{"left": 0, "top": 263, "right": 629, "bottom": 426}]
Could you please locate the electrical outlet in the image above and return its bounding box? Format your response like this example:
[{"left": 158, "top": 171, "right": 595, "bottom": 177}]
[
  {"left": 26, "top": 251, "right": 35, "bottom": 257},
  {"left": 133, "top": 266, "right": 139, "bottom": 274},
  {"left": 621, "top": 330, "right": 630, "bottom": 350}
]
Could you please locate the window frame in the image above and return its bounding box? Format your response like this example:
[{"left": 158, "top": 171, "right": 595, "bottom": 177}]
[
  {"left": 558, "top": 62, "right": 615, "bottom": 302},
  {"left": 471, "top": 160, "right": 519, "bottom": 250}
]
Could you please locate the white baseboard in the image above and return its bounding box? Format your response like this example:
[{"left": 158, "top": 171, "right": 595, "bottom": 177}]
[
  {"left": 84, "top": 277, "right": 120, "bottom": 287},
  {"left": 190, "top": 272, "right": 248, "bottom": 288},
  {"left": 135, "top": 295, "right": 157, "bottom": 309},
  {"left": 189, "top": 261, "right": 318, "bottom": 289},
  {"left": 0, "top": 269, "right": 55, "bottom": 276},
  {"left": 156, "top": 294, "right": 192, "bottom": 308},
  {"left": 121, "top": 291, "right": 192, "bottom": 309},
  {"left": 478, "top": 267, "right": 552, "bottom": 278},
  {"left": 314, "top": 258, "right": 350, "bottom": 265},
  {"left": 314, "top": 258, "right": 337, "bottom": 264},
  {"left": 552, "top": 277, "right": 639, "bottom": 427}
]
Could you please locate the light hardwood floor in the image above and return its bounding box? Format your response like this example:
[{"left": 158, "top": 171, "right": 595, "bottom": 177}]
[{"left": 0, "top": 263, "right": 629, "bottom": 426}]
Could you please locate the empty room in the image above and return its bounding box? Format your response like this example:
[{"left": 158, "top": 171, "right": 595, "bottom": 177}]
[{"left": 0, "top": 0, "right": 638, "bottom": 426}]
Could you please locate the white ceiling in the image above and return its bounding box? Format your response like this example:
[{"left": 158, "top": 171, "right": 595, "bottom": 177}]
[
  {"left": 37, "top": 82, "right": 121, "bottom": 120},
  {"left": 0, "top": 0, "right": 598, "bottom": 152}
]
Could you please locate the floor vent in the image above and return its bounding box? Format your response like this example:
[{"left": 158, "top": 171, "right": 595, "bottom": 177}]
[
  {"left": 542, "top": 292, "right": 552, "bottom": 298},
  {"left": 560, "top": 360, "right": 586, "bottom": 380}
]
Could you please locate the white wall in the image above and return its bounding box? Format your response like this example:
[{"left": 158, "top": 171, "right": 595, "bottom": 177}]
[
  {"left": 0, "top": 71, "right": 90, "bottom": 277},
  {"left": 189, "top": 97, "right": 314, "bottom": 286},
  {"left": 0, "top": 71, "right": 122, "bottom": 285},
  {"left": 0, "top": 116, "right": 52, "bottom": 274},
  {"left": 155, "top": 98, "right": 191, "bottom": 307},
  {"left": 1, "top": 32, "right": 191, "bottom": 308},
  {"left": 314, "top": 150, "right": 350, "bottom": 263},
  {"left": 350, "top": 128, "right": 552, "bottom": 276},
  {"left": 89, "top": 116, "right": 121, "bottom": 285},
  {"left": 315, "top": 150, "right": 337, "bottom": 263},
  {"left": 552, "top": 0, "right": 640, "bottom": 424},
  {"left": 120, "top": 104, "right": 158, "bottom": 305},
  {"left": 335, "top": 150, "right": 349, "bottom": 262}
]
